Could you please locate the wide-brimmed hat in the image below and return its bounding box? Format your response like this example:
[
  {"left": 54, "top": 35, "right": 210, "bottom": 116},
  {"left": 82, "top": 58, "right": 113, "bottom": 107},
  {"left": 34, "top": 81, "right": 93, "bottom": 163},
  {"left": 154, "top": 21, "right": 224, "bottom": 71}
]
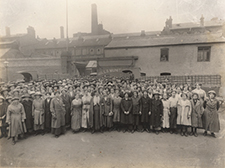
[
  {"left": 34, "top": 92, "right": 42, "bottom": 96},
  {"left": 208, "top": 90, "right": 216, "bottom": 96},
  {"left": 192, "top": 92, "right": 199, "bottom": 98},
  {"left": 12, "top": 89, "right": 20, "bottom": 94},
  {"left": 11, "top": 97, "right": 19, "bottom": 101},
  {"left": 21, "top": 94, "right": 31, "bottom": 99},
  {"left": 153, "top": 91, "right": 160, "bottom": 96},
  {"left": 1, "top": 87, "right": 8, "bottom": 94},
  {"left": 6, "top": 96, "right": 12, "bottom": 100}
]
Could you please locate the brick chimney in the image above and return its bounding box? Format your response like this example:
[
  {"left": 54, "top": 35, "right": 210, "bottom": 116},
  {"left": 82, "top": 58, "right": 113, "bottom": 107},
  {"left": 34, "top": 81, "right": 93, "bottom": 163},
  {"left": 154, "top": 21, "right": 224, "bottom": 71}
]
[
  {"left": 200, "top": 15, "right": 204, "bottom": 26},
  {"left": 27, "top": 26, "right": 35, "bottom": 38},
  {"left": 5, "top": 27, "right": 10, "bottom": 36},
  {"left": 91, "top": 4, "right": 98, "bottom": 35},
  {"left": 60, "top": 26, "right": 64, "bottom": 39}
]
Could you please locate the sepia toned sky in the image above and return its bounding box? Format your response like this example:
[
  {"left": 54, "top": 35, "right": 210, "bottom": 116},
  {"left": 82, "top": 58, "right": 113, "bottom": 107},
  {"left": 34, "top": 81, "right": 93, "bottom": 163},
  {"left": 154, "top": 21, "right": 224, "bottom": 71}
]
[{"left": 0, "top": 0, "right": 224, "bottom": 39}]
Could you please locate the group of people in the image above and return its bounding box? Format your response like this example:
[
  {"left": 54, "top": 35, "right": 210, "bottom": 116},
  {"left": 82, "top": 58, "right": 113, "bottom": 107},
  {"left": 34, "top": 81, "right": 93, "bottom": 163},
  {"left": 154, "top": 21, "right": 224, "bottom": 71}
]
[{"left": 0, "top": 77, "right": 221, "bottom": 145}]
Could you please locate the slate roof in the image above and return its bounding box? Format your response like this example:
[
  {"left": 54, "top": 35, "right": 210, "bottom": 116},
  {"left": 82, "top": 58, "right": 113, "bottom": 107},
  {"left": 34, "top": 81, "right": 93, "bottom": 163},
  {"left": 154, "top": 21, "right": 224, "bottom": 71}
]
[
  {"left": 105, "top": 32, "right": 225, "bottom": 49},
  {"left": 35, "top": 34, "right": 112, "bottom": 49}
]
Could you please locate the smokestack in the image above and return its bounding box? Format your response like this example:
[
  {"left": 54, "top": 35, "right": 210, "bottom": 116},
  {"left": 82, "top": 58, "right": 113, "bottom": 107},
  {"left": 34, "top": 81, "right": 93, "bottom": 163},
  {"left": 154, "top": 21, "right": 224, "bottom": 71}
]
[
  {"left": 5, "top": 27, "right": 10, "bottom": 36},
  {"left": 91, "top": 4, "right": 98, "bottom": 35},
  {"left": 60, "top": 26, "right": 64, "bottom": 38}
]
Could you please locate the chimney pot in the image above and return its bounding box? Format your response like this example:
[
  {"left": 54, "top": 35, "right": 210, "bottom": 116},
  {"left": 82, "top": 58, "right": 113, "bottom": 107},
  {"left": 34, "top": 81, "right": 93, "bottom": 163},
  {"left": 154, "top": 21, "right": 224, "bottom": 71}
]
[
  {"left": 60, "top": 26, "right": 65, "bottom": 39},
  {"left": 5, "top": 27, "right": 10, "bottom": 36}
]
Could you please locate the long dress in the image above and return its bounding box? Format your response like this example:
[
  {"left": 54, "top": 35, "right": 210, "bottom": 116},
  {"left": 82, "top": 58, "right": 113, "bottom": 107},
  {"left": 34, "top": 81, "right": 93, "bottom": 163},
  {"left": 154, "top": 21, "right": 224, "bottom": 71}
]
[
  {"left": 139, "top": 96, "right": 152, "bottom": 124},
  {"left": 202, "top": 99, "right": 220, "bottom": 132},
  {"left": 120, "top": 98, "right": 133, "bottom": 125},
  {"left": 100, "top": 96, "right": 113, "bottom": 128},
  {"left": 132, "top": 97, "right": 140, "bottom": 126},
  {"left": 162, "top": 99, "right": 170, "bottom": 128},
  {"left": 44, "top": 98, "right": 52, "bottom": 131},
  {"left": 177, "top": 99, "right": 192, "bottom": 126},
  {"left": 0, "top": 101, "right": 8, "bottom": 136},
  {"left": 50, "top": 97, "right": 66, "bottom": 136},
  {"left": 151, "top": 99, "right": 163, "bottom": 129},
  {"left": 90, "top": 96, "right": 102, "bottom": 131},
  {"left": 61, "top": 94, "right": 71, "bottom": 127},
  {"left": 21, "top": 99, "right": 33, "bottom": 131},
  {"left": 71, "top": 99, "right": 82, "bottom": 131},
  {"left": 32, "top": 99, "right": 45, "bottom": 131},
  {"left": 191, "top": 99, "right": 203, "bottom": 128},
  {"left": 113, "top": 96, "right": 122, "bottom": 123},
  {"left": 81, "top": 95, "right": 92, "bottom": 129},
  {"left": 168, "top": 96, "right": 178, "bottom": 128},
  {"left": 6, "top": 102, "right": 27, "bottom": 138}
]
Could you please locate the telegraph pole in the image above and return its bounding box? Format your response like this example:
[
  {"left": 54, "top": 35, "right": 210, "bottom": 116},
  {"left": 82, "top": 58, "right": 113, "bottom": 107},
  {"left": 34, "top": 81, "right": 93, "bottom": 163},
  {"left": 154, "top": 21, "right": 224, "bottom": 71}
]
[{"left": 66, "top": 0, "right": 69, "bottom": 51}]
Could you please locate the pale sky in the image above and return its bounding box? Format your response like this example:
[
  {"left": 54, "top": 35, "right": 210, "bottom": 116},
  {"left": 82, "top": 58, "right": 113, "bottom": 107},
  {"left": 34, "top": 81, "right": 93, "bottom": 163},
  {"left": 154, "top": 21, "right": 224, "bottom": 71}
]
[{"left": 0, "top": 0, "right": 225, "bottom": 39}]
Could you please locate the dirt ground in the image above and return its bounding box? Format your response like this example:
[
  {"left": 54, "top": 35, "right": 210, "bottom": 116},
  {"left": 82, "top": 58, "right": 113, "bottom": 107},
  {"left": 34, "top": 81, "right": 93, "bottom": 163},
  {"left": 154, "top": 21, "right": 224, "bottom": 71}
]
[{"left": 1, "top": 110, "right": 225, "bottom": 168}]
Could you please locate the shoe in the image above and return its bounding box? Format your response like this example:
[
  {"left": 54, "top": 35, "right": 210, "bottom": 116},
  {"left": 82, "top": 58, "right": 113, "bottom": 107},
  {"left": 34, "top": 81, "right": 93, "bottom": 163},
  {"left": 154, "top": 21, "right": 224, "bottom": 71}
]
[
  {"left": 155, "top": 131, "right": 159, "bottom": 135},
  {"left": 180, "top": 132, "right": 184, "bottom": 136},
  {"left": 140, "top": 129, "right": 144, "bottom": 133},
  {"left": 42, "top": 132, "right": 45, "bottom": 136},
  {"left": 131, "top": 130, "right": 134, "bottom": 134},
  {"left": 12, "top": 140, "right": 16, "bottom": 145},
  {"left": 122, "top": 130, "right": 126, "bottom": 133},
  {"left": 91, "top": 130, "right": 95, "bottom": 134},
  {"left": 185, "top": 132, "right": 188, "bottom": 137},
  {"left": 189, "top": 132, "right": 193, "bottom": 136},
  {"left": 211, "top": 133, "right": 216, "bottom": 138},
  {"left": 203, "top": 131, "right": 207, "bottom": 136},
  {"left": 170, "top": 131, "right": 173, "bottom": 134},
  {"left": 55, "top": 135, "right": 59, "bottom": 138},
  {"left": 146, "top": 129, "right": 150, "bottom": 133},
  {"left": 194, "top": 132, "right": 198, "bottom": 137}
]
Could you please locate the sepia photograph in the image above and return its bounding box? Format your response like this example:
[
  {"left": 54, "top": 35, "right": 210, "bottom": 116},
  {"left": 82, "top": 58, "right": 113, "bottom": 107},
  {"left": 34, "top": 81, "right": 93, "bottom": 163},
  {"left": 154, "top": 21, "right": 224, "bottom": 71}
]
[{"left": 0, "top": 0, "right": 225, "bottom": 167}]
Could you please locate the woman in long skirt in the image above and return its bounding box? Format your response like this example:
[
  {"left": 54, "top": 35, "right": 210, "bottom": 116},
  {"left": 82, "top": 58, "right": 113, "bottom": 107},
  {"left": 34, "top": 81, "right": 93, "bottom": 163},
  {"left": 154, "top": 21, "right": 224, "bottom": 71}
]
[
  {"left": 21, "top": 94, "right": 33, "bottom": 135},
  {"left": 0, "top": 96, "right": 8, "bottom": 138},
  {"left": 177, "top": 93, "right": 192, "bottom": 137},
  {"left": 151, "top": 92, "right": 163, "bottom": 134},
  {"left": 6, "top": 97, "right": 27, "bottom": 145},
  {"left": 44, "top": 92, "right": 52, "bottom": 133},
  {"left": 190, "top": 93, "right": 203, "bottom": 137},
  {"left": 90, "top": 90, "right": 102, "bottom": 133},
  {"left": 203, "top": 90, "right": 220, "bottom": 138},
  {"left": 81, "top": 90, "right": 92, "bottom": 132},
  {"left": 168, "top": 90, "right": 178, "bottom": 134},
  {"left": 100, "top": 89, "right": 113, "bottom": 131},
  {"left": 32, "top": 92, "right": 45, "bottom": 135},
  {"left": 71, "top": 93, "right": 82, "bottom": 133},
  {"left": 132, "top": 91, "right": 140, "bottom": 133},
  {"left": 161, "top": 93, "right": 170, "bottom": 132},
  {"left": 120, "top": 92, "right": 133, "bottom": 133},
  {"left": 50, "top": 91, "right": 66, "bottom": 138},
  {"left": 112, "top": 89, "right": 122, "bottom": 132}
]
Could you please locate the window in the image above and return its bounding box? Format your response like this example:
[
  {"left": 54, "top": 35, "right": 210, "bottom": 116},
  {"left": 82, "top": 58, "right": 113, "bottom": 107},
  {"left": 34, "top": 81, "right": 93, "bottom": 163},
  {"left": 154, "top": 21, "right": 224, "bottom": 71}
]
[
  {"left": 198, "top": 46, "right": 211, "bottom": 62},
  {"left": 75, "top": 49, "right": 81, "bottom": 56},
  {"left": 90, "top": 48, "right": 95, "bottom": 55},
  {"left": 96, "top": 48, "right": 102, "bottom": 54},
  {"left": 160, "top": 48, "right": 169, "bottom": 62},
  {"left": 82, "top": 49, "right": 87, "bottom": 55}
]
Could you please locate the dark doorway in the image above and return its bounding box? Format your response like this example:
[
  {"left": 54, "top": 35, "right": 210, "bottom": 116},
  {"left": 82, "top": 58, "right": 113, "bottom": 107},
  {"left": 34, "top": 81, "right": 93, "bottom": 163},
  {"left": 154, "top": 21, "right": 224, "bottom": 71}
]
[
  {"left": 160, "top": 72, "right": 171, "bottom": 76},
  {"left": 20, "top": 72, "right": 33, "bottom": 82}
]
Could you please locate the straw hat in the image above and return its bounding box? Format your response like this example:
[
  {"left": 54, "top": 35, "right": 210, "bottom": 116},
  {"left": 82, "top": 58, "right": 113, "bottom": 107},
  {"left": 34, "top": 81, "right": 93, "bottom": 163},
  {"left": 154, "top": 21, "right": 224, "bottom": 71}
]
[{"left": 208, "top": 90, "right": 216, "bottom": 96}]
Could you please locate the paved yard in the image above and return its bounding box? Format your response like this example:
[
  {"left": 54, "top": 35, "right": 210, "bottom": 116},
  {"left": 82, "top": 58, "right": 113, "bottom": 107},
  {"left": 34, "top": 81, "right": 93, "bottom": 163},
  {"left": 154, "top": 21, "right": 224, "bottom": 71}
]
[{"left": 1, "top": 111, "right": 225, "bottom": 168}]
